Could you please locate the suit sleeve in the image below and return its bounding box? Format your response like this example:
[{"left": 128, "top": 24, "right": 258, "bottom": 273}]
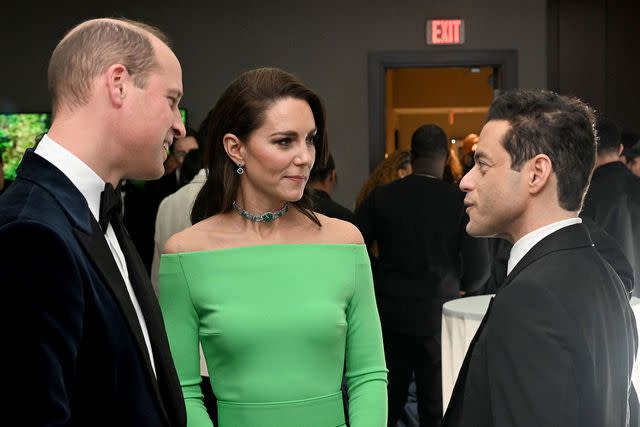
[
  {"left": 345, "top": 246, "right": 388, "bottom": 426},
  {"left": 485, "top": 282, "right": 573, "bottom": 427},
  {"left": 0, "top": 221, "right": 84, "bottom": 425},
  {"left": 582, "top": 217, "right": 634, "bottom": 298},
  {"left": 159, "top": 255, "right": 213, "bottom": 427}
]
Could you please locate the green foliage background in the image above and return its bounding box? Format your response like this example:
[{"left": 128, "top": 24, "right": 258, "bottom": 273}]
[{"left": 0, "top": 114, "right": 51, "bottom": 180}]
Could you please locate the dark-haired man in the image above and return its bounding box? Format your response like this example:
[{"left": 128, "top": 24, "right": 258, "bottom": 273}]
[
  {"left": 0, "top": 18, "right": 186, "bottom": 425},
  {"left": 581, "top": 118, "right": 640, "bottom": 295},
  {"left": 627, "top": 143, "right": 640, "bottom": 177},
  {"left": 355, "top": 124, "right": 489, "bottom": 427},
  {"left": 308, "top": 153, "right": 353, "bottom": 223},
  {"left": 443, "top": 90, "right": 637, "bottom": 427}
]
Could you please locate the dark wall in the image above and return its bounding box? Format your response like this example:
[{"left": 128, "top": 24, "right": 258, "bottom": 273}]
[
  {"left": 548, "top": 0, "right": 640, "bottom": 134},
  {"left": 2, "top": 1, "right": 546, "bottom": 207}
]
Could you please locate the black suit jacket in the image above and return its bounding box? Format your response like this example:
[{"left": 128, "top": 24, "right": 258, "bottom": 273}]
[
  {"left": 354, "top": 175, "right": 490, "bottom": 335},
  {"left": 443, "top": 224, "right": 638, "bottom": 427},
  {"left": 310, "top": 189, "right": 354, "bottom": 223},
  {"left": 582, "top": 161, "right": 640, "bottom": 295},
  {"left": 485, "top": 219, "right": 635, "bottom": 297},
  {"left": 0, "top": 150, "right": 186, "bottom": 426}
]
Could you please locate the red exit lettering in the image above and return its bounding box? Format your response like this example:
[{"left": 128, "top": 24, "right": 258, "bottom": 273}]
[{"left": 429, "top": 20, "right": 464, "bottom": 45}]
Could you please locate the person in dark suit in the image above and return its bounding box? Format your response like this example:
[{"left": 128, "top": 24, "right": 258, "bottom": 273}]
[
  {"left": 308, "top": 153, "right": 354, "bottom": 222},
  {"left": 443, "top": 89, "right": 638, "bottom": 427},
  {"left": 355, "top": 124, "right": 490, "bottom": 427},
  {"left": 125, "top": 127, "right": 199, "bottom": 273},
  {"left": 0, "top": 18, "right": 187, "bottom": 426},
  {"left": 626, "top": 142, "right": 640, "bottom": 177},
  {"left": 485, "top": 218, "right": 635, "bottom": 298},
  {"left": 581, "top": 117, "right": 640, "bottom": 295}
]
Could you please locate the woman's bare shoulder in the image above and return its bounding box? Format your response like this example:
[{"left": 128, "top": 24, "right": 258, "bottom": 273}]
[
  {"left": 316, "top": 213, "right": 364, "bottom": 244},
  {"left": 162, "top": 216, "right": 226, "bottom": 254}
]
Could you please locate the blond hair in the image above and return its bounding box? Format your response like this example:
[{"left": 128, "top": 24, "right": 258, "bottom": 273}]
[
  {"left": 355, "top": 150, "right": 411, "bottom": 209},
  {"left": 48, "top": 18, "right": 170, "bottom": 114}
]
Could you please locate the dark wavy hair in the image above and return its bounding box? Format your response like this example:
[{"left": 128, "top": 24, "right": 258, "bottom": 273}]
[
  {"left": 487, "top": 89, "right": 596, "bottom": 212},
  {"left": 191, "top": 67, "right": 328, "bottom": 225}
]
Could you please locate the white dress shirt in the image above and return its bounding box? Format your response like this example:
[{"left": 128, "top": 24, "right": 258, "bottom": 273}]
[
  {"left": 507, "top": 217, "right": 583, "bottom": 275},
  {"left": 35, "top": 135, "right": 156, "bottom": 376}
]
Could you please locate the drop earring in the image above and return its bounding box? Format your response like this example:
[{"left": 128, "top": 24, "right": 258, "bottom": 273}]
[{"left": 236, "top": 163, "right": 245, "bottom": 175}]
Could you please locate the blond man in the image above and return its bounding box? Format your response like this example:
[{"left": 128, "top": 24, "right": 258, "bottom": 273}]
[{"left": 0, "top": 18, "right": 187, "bottom": 426}]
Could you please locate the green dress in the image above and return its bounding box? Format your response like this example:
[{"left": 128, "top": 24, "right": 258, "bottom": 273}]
[{"left": 159, "top": 244, "right": 388, "bottom": 427}]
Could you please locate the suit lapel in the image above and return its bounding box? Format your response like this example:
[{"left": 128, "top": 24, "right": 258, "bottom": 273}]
[
  {"left": 74, "top": 217, "right": 171, "bottom": 425},
  {"left": 114, "top": 222, "right": 185, "bottom": 426},
  {"left": 442, "top": 298, "right": 494, "bottom": 424},
  {"left": 500, "top": 223, "right": 593, "bottom": 291},
  {"left": 444, "top": 224, "right": 594, "bottom": 425},
  {"left": 19, "top": 150, "right": 183, "bottom": 426}
]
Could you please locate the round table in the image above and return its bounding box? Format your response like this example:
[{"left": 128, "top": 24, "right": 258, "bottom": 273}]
[{"left": 441, "top": 295, "right": 640, "bottom": 413}]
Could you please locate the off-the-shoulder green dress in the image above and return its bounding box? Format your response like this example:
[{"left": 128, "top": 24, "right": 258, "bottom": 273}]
[{"left": 159, "top": 244, "right": 388, "bottom": 427}]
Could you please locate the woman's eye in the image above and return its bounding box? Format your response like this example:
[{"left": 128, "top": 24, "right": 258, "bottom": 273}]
[{"left": 275, "top": 138, "right": 291, "bottom": 146}]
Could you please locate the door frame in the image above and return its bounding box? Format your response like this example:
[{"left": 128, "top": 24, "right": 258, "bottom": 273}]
[{"left": 368, "top": 49, "right": 518, "bottom": 171}]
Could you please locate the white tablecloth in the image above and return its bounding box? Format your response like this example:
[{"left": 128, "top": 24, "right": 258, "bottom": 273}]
[{"left": 441, "top": 295, "right": 640, "bottom": 413}]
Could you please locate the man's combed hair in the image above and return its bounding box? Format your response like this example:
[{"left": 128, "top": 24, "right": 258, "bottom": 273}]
[
  {"left": 48, "top": 18, "right": 169, "bottom": 114},
  {"left": 487, "top": 89, "right": 597, "bottom": 212},
  {"left": 594, "top": 117, "right": 621, "bottom": 155}
]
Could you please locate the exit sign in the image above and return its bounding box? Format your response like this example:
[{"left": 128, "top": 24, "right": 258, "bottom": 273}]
[{"left": 426, "top": 19, "right": 465, "bottom": 45}]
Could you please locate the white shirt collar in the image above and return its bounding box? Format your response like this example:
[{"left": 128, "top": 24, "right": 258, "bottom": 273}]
[
  {"left": 34, "top": 134, "right": 105, "bottom": 221},
  {"left": 507, "top": 217, "right": 582, "bottom": 275}
]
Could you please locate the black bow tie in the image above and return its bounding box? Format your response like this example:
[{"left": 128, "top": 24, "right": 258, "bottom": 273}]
[{"left": 99, "top": 183, "right": 122, "bottom": 233}]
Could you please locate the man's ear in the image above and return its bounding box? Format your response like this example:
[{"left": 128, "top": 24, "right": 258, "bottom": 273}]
[
  {"left": 528, "top": 154, "right": 552, "bottom": 195},
  {"left": 223, "top": 133, "right": 245, "bottom": 166},
  {"left": 106, "top": 64, "right": 129, "bottom": 107}
]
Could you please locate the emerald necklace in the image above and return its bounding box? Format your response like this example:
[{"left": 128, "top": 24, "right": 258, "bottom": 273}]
[{"left": 232, "top": 201, "right": 289, "bottom": 222}]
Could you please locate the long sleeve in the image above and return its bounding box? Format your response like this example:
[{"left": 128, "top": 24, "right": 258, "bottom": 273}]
[
  {"left": 159, "top": 255, "right": 213, "bottom": 427},
  {"left": 1, "top": 222, "right": 83, "bottom": 425},
  {"left": 345, "top": 247, "right": 388, "bottom": 426}
]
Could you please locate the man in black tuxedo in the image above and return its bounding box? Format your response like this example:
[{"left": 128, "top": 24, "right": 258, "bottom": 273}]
[
  {"left": 443, "top": 90, "right": 638, "bottom": 427},
  {"left": 0, "top": 18, "right": 186, "bottom": 426},
  {"left": 581, "top": 117, "right": 640, "bottom": 295},
  {"left": 308, "top": 153, "right": 354, "bottom": 223},
  {"left": 355, "top": 124, "right": 490, "bottom": 427}
]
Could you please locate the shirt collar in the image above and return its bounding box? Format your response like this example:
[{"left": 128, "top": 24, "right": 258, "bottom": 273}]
[
  {"left": 34, "top": 134, "right": 105, "bottom": 222},
  {"left": 507, "top": 217, "right": 582, "bottom": 275}
]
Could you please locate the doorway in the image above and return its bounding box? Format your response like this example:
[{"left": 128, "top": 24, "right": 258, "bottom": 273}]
[{"left": 368, "top": 50, "right": 518, "bottom": 172}]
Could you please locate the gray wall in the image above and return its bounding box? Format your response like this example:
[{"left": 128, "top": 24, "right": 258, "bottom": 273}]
[{"left": 2, "top": 1, "right": 546, "bottom": 207}]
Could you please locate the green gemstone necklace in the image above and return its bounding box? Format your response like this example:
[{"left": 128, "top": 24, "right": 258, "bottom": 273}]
[{"left": 232, "top": 201, "right": 289, "bottom": 222}]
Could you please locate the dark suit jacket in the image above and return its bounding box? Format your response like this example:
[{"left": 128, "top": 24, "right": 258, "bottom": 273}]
[
  {"left": 582, "top": 161, "right": 640, "bottom": 295},
  {"left": 124, "top": 171, "right": 179, "bottom": 273},
  {"left": 354, "top": 175, "right": 490, "bottom": 336},
  {"left": 0, "top": 151, "right": 186, "bottom": 426},
  {"left": 485, "top": 219, "right": 635, "bottom": 297},
  {"left": 443, "top": 224, "right": 638, "bottom": 427},
  {"left": 310, "top": 189, "right": 354, "bottom": 223}
]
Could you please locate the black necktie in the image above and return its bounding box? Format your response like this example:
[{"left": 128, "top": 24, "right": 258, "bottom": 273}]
[{"left": 99, "top": 183, "right": 122, "bottom": 233}]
